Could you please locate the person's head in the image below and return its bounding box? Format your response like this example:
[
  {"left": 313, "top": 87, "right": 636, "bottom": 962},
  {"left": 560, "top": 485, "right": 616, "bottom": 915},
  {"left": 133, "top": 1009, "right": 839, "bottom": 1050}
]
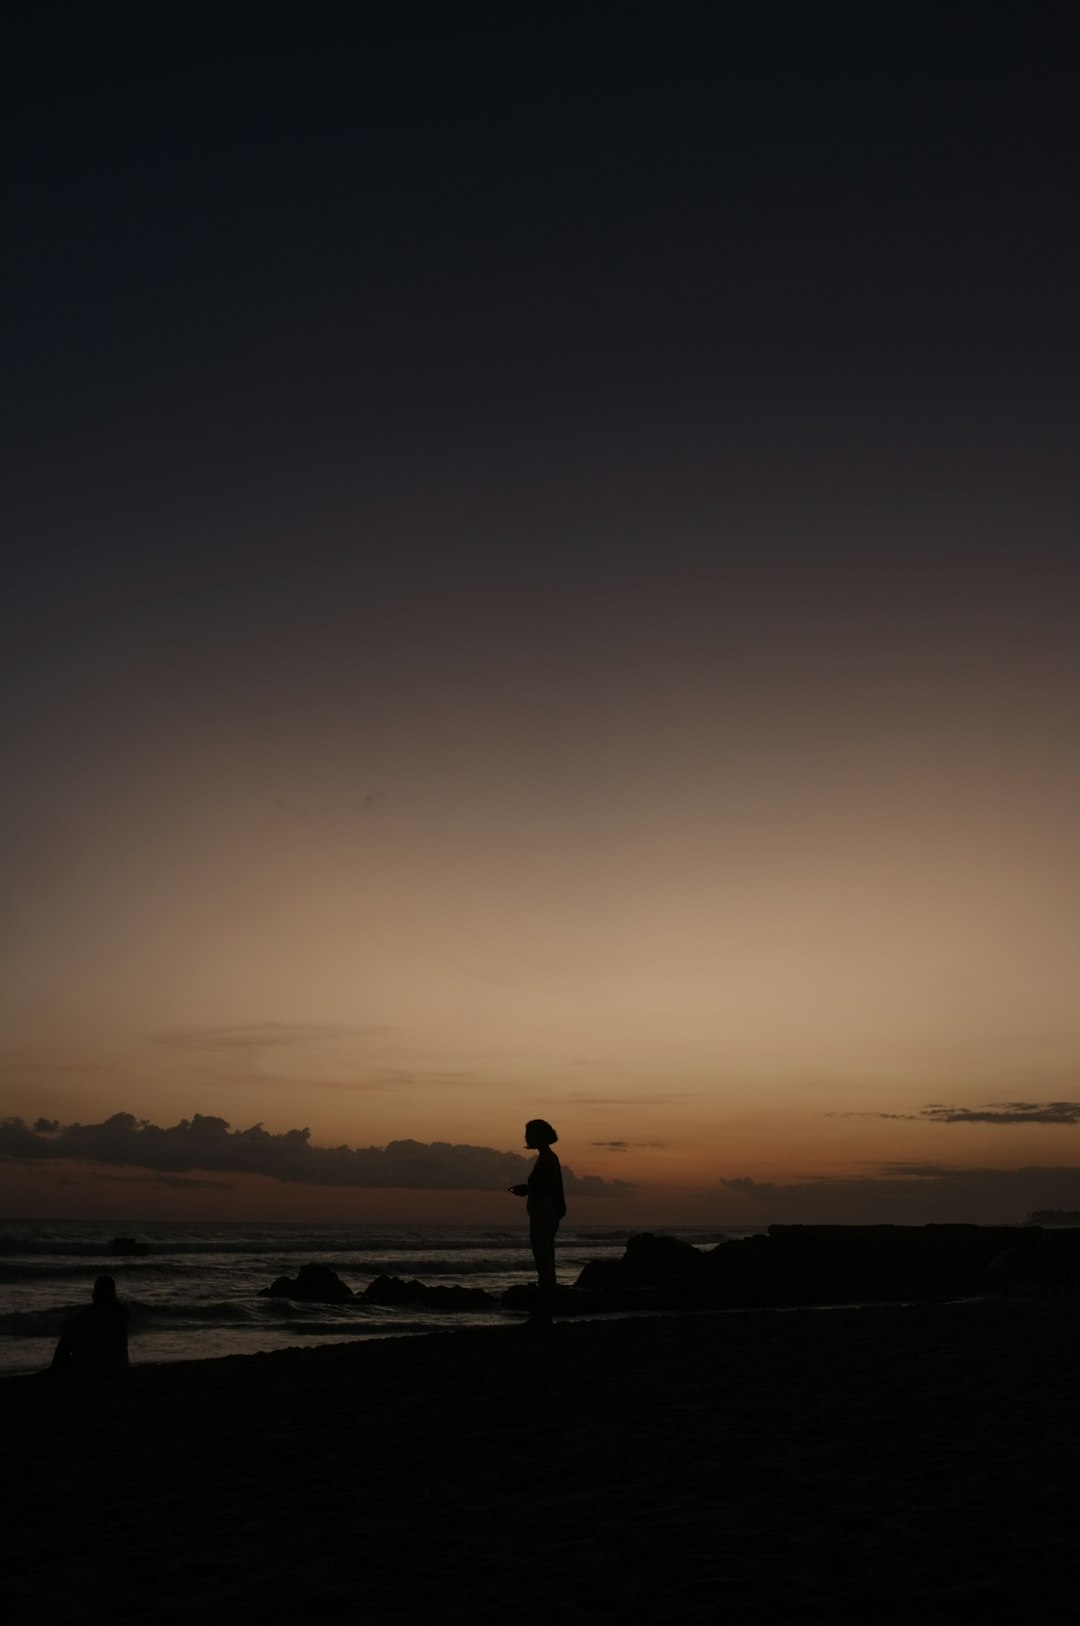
[
  {"left": 92, "top": 1274, "right": 118, "bottom": 1304},
  {"left": 525, "top": 1119, "right": 558, "bottom": 1149}
]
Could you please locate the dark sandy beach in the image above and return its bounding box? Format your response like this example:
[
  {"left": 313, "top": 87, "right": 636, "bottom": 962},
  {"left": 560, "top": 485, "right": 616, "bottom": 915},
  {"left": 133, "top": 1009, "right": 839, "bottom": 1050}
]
[{"left": 4, "top": 1300, "right": 1079, "bottom": 1625}]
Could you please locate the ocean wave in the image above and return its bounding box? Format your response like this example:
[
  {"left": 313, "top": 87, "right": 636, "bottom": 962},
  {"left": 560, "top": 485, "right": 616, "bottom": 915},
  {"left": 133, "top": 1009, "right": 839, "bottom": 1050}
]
[
  {"left": 0, "top": 1263, "right": 106, "bottom": 1283},
  {"left": 0, "top": 1260, "right": 193, "bottom": 1284},
  {"left": 0, "top": 1298, "right": 341, "bottom": 1337},
  {"left": 0, "top": 1238, "right": 156, "bottom": 1259},
  {"left": 338, "top": 1257, "right": 528, "bottom": 1278},
  {"left": 0, "top": 1226, "right": 625, "bottom": 1259},
  {"left": 0, "top": 1305, "right": 88, "bottom": 1337}
]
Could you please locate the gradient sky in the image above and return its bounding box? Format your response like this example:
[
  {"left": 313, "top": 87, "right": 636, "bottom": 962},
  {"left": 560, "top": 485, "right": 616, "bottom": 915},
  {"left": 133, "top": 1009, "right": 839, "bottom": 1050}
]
[{"left": 4, "top": 5, "right": 1078, "bottom": 1224}]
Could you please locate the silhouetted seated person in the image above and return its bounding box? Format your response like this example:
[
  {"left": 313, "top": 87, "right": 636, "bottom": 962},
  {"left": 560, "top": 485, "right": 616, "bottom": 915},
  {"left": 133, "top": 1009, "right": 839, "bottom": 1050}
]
[
  {"left": 508, "top": 1118, "right": 566, "bottom": 1327},
  {"left": 51, "top": 1275, "right": 129, "bottom": 1375}
]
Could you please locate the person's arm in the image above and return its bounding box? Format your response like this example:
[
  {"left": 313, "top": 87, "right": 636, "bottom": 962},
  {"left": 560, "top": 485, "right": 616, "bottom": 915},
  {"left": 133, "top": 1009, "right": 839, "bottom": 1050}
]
[{"left": 508, "top": 1184, "right": 528, "bottom": 1196}]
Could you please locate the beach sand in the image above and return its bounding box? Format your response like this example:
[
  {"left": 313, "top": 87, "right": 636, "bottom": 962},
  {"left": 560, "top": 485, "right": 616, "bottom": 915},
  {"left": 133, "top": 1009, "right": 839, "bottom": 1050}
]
[{"left": 4, "top": 1300, "right": 1078, "bottom": 1624}]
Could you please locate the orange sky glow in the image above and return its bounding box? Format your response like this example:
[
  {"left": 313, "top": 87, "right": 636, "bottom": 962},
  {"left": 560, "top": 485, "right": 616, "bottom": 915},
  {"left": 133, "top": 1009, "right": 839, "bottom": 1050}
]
[
  {"left": 4, "top": 543, "right": 1077, "bottom": 1226},
  {"left": 5, "top": 10, "right": 1078, "bottom": 1231}
]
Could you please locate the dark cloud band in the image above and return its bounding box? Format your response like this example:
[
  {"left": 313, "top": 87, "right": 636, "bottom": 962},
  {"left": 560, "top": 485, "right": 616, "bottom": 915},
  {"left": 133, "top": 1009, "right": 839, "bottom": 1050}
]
[
  {"left": 0, "top": 1113, "right": 631, "bottom": 1196},
  {"left": 720, "top": 1164, "right": 1080, "bottom": 1224},
  {"left": 921, "top": 1102, "right": 1080, "bottom": 1126},
  {"left": 832, "top": 1101, "right": 1080, "bottom": 1127},
  {"left": 155, "top": 1023, "right": 389, "bottom": 1051}
]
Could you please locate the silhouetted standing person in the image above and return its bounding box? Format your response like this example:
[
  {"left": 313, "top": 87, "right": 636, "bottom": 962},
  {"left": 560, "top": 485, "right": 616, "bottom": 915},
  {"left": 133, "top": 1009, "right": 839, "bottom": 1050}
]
[
  {"left": 509, "top": 1119, "right": 566, "bottom": 1326},
  {"left": 51, "top": 1274, "right": 129, "bottom": 1374}
]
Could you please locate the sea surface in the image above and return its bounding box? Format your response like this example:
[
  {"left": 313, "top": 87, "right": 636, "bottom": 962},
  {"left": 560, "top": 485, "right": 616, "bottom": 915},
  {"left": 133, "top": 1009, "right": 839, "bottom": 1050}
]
[{"left": 0, "top": 1219, "right": 740, "bottom": 1376}]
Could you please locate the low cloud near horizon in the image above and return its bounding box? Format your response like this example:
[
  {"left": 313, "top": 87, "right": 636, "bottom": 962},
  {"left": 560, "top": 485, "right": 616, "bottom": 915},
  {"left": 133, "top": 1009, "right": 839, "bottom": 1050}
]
[
  {"left": 721, "top": 1164, "right": 1080, "bottom": 1224},
  {"left": 831, "top": 1101, "right": 1080, "bottom": 1127},
  {"left": 0, "top": 1113, "right": 632, "bottom": 1196},
  {"left": 155, "top": 1022, "right": 391, "bottom": 1052}
]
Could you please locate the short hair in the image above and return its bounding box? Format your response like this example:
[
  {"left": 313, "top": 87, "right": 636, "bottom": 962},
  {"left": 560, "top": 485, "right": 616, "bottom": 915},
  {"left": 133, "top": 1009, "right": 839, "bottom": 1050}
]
[
  {"left": 526, "top": 1118, "right": 558, "bottom": 1146},
  {"left": 93, "top": 1275, "right": 118, "bottom": 1302}
]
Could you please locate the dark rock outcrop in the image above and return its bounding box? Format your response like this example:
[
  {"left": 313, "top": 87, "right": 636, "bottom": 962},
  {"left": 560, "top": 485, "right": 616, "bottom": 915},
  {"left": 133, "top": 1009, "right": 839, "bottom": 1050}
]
[
  {"left": 1035, "top": 1228, "right": 1080, "bottom": 1298},
  {"left": 570, "top": 1225, "right": 1071, "bottom": 1314},
  {"left": 738, "top": 1223, "right": 1028, "bottom": 1305},
  {"left": 988, "top": 1229, "right": 1080, "bottom": 1300},
  {"left": 701, "top": 1224, "right": 1037, "bottom": 1306},
  {"left": 575, "top": 1231, "right": 710, "bottom": 1303},
  {"left": 571, "top": 1257, "right": 627, "bottom": 1294},
  {"left": 625, "top": 1231, "right": 708, "bottom": 1291},
  {"left": 260, "top": 1263, "right": 354, "bottom": 1303},
  {"left": 502, "top": 1282, "right": 661, "bottom": 1315},
  {"left": 108, "top": 1236, "right": 149, "bottom": 1256},
  {"left": 362, "top": 1275, "right": 497, "bottom": 1310}
]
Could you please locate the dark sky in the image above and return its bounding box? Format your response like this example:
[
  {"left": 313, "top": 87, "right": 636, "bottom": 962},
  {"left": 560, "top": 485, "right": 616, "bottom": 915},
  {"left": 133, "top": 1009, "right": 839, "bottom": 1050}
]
[
  {"left": 4, "top": 3, "right": 1079, "bottom": 1221},
  {"left": 8, "top": 3, "right": 1078, "bottom": 776},
  {"left": 10, "top": 3, "right": 1077, "bottom": 524},
  {"left": 8, "top": 3, "right": 1077, "bottom": 733}
]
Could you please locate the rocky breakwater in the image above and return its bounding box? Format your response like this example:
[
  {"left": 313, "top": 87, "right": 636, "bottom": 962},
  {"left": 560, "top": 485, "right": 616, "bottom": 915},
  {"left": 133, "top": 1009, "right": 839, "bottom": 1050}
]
[
  {"left": 501, "top": 1231, "right": 713, "bottom": 1316},
  {"left": 560, "top": 1224, "right": 1062, "bottom": 1313},
  {"left": 260, "top": 1264, "right": 499, "bottom": 1311},
  {"left": 261, "top": 1263, "right": 357, "bottom": 1303},
  {"left": 362, "top": 1275, "right": 498, "bottom": 1311},
  {"left": 260, "top": 1226, "right": 1071, "bottom": 1319}
]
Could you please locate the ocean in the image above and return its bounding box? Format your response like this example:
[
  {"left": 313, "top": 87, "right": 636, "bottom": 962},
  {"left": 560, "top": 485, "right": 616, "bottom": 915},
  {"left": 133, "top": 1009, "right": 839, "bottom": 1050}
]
[{"left": 0, "top": 1219, "right": 737, "bottom": 1376}]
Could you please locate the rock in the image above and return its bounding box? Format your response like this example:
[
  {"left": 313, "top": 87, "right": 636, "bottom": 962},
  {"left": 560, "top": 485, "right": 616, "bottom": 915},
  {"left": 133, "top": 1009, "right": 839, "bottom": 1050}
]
[
  {"left": 1035, "top": 1228, "right": 1080, "bottom": 1298},
  {"left": 502, "top": 1282, "right": 660, "bottom": 1315},
  {"left": 574, "top": 1233, "right": 707, "bottom": 1301},
  {"left": 260, "top": 1263, "right": 354, "bottom": 1302},
  {"left": 573, "top": 1225, "right": 1042, "bottom": 1311},
  {"left": 623, "top": 1231, "right": 707, "bottom": 1290},
  {"left": 986, "top": 1233, "right": 1071, "bottom": 1300},
  {"left": 108, "top": 1236, "right": 149, "bottom": 1256},
  {"left": 574, "top": 1257, "right": 628, "bottom": 1292},
  {"left": 711, "top": 1224, "right": 1030, "bottom": 1305},
  {"left": 361, "top": 1275, "right": 498, "bottom": 1310}
]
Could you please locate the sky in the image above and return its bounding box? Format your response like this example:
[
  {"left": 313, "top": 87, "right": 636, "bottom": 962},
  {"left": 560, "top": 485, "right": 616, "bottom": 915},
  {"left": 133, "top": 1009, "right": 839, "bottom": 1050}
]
[{"left": 3, "top": 4, "right": 1078, "bottom": 1225}]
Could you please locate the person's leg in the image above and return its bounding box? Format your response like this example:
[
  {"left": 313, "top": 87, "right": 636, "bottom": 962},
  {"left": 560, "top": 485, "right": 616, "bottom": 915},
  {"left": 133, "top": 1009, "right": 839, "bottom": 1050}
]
[
  {"left": 538, "top": 1229, "right": 556, "bottom": 1296},
  {"left": 529, "top": 1215, "right": 558, "bottom": 1320}
]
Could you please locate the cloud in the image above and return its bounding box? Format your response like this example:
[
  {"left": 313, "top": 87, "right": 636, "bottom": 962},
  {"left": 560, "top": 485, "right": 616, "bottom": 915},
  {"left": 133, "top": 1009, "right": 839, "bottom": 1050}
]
[
  {"left": 90, "top": 1171, "right": 233, "bottom": 1190},
  {"left": 921, "top": 1101, "right": 1080, "bottom": 1126},
  {"left": 831, "top": 1100, "right": 1080, "bottom": 1127},
  {"left": 591, "top": 1140, "right": 669, "bottom": 1151},
  {"left": 827, "top": 1111, "right": 921, "bottom": 1121},
  {"left": 876, "top": 1163, "right": 952, "bottom": 1178},
  {"left": 0, "top": 1114, "right": 632, "bottom": 1196},
  {"left": 0, "top": 1053, "right": 121, "bottom": 1080},
  {"left": 718, "top": 1164, "right": 1080, "bottom": 1224},
  {"left": 210, "top": 1067, "right": 422, "bottom": 1094},
  {"left": 554, "top": 1091, "right": 701, "bottom": 1107},
  {"left": 156, "top": 1022, "right": 389, "bottom": 1052},
  {"left": 91, "top": 1173, "right": 162, "bottom": 1184}
]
